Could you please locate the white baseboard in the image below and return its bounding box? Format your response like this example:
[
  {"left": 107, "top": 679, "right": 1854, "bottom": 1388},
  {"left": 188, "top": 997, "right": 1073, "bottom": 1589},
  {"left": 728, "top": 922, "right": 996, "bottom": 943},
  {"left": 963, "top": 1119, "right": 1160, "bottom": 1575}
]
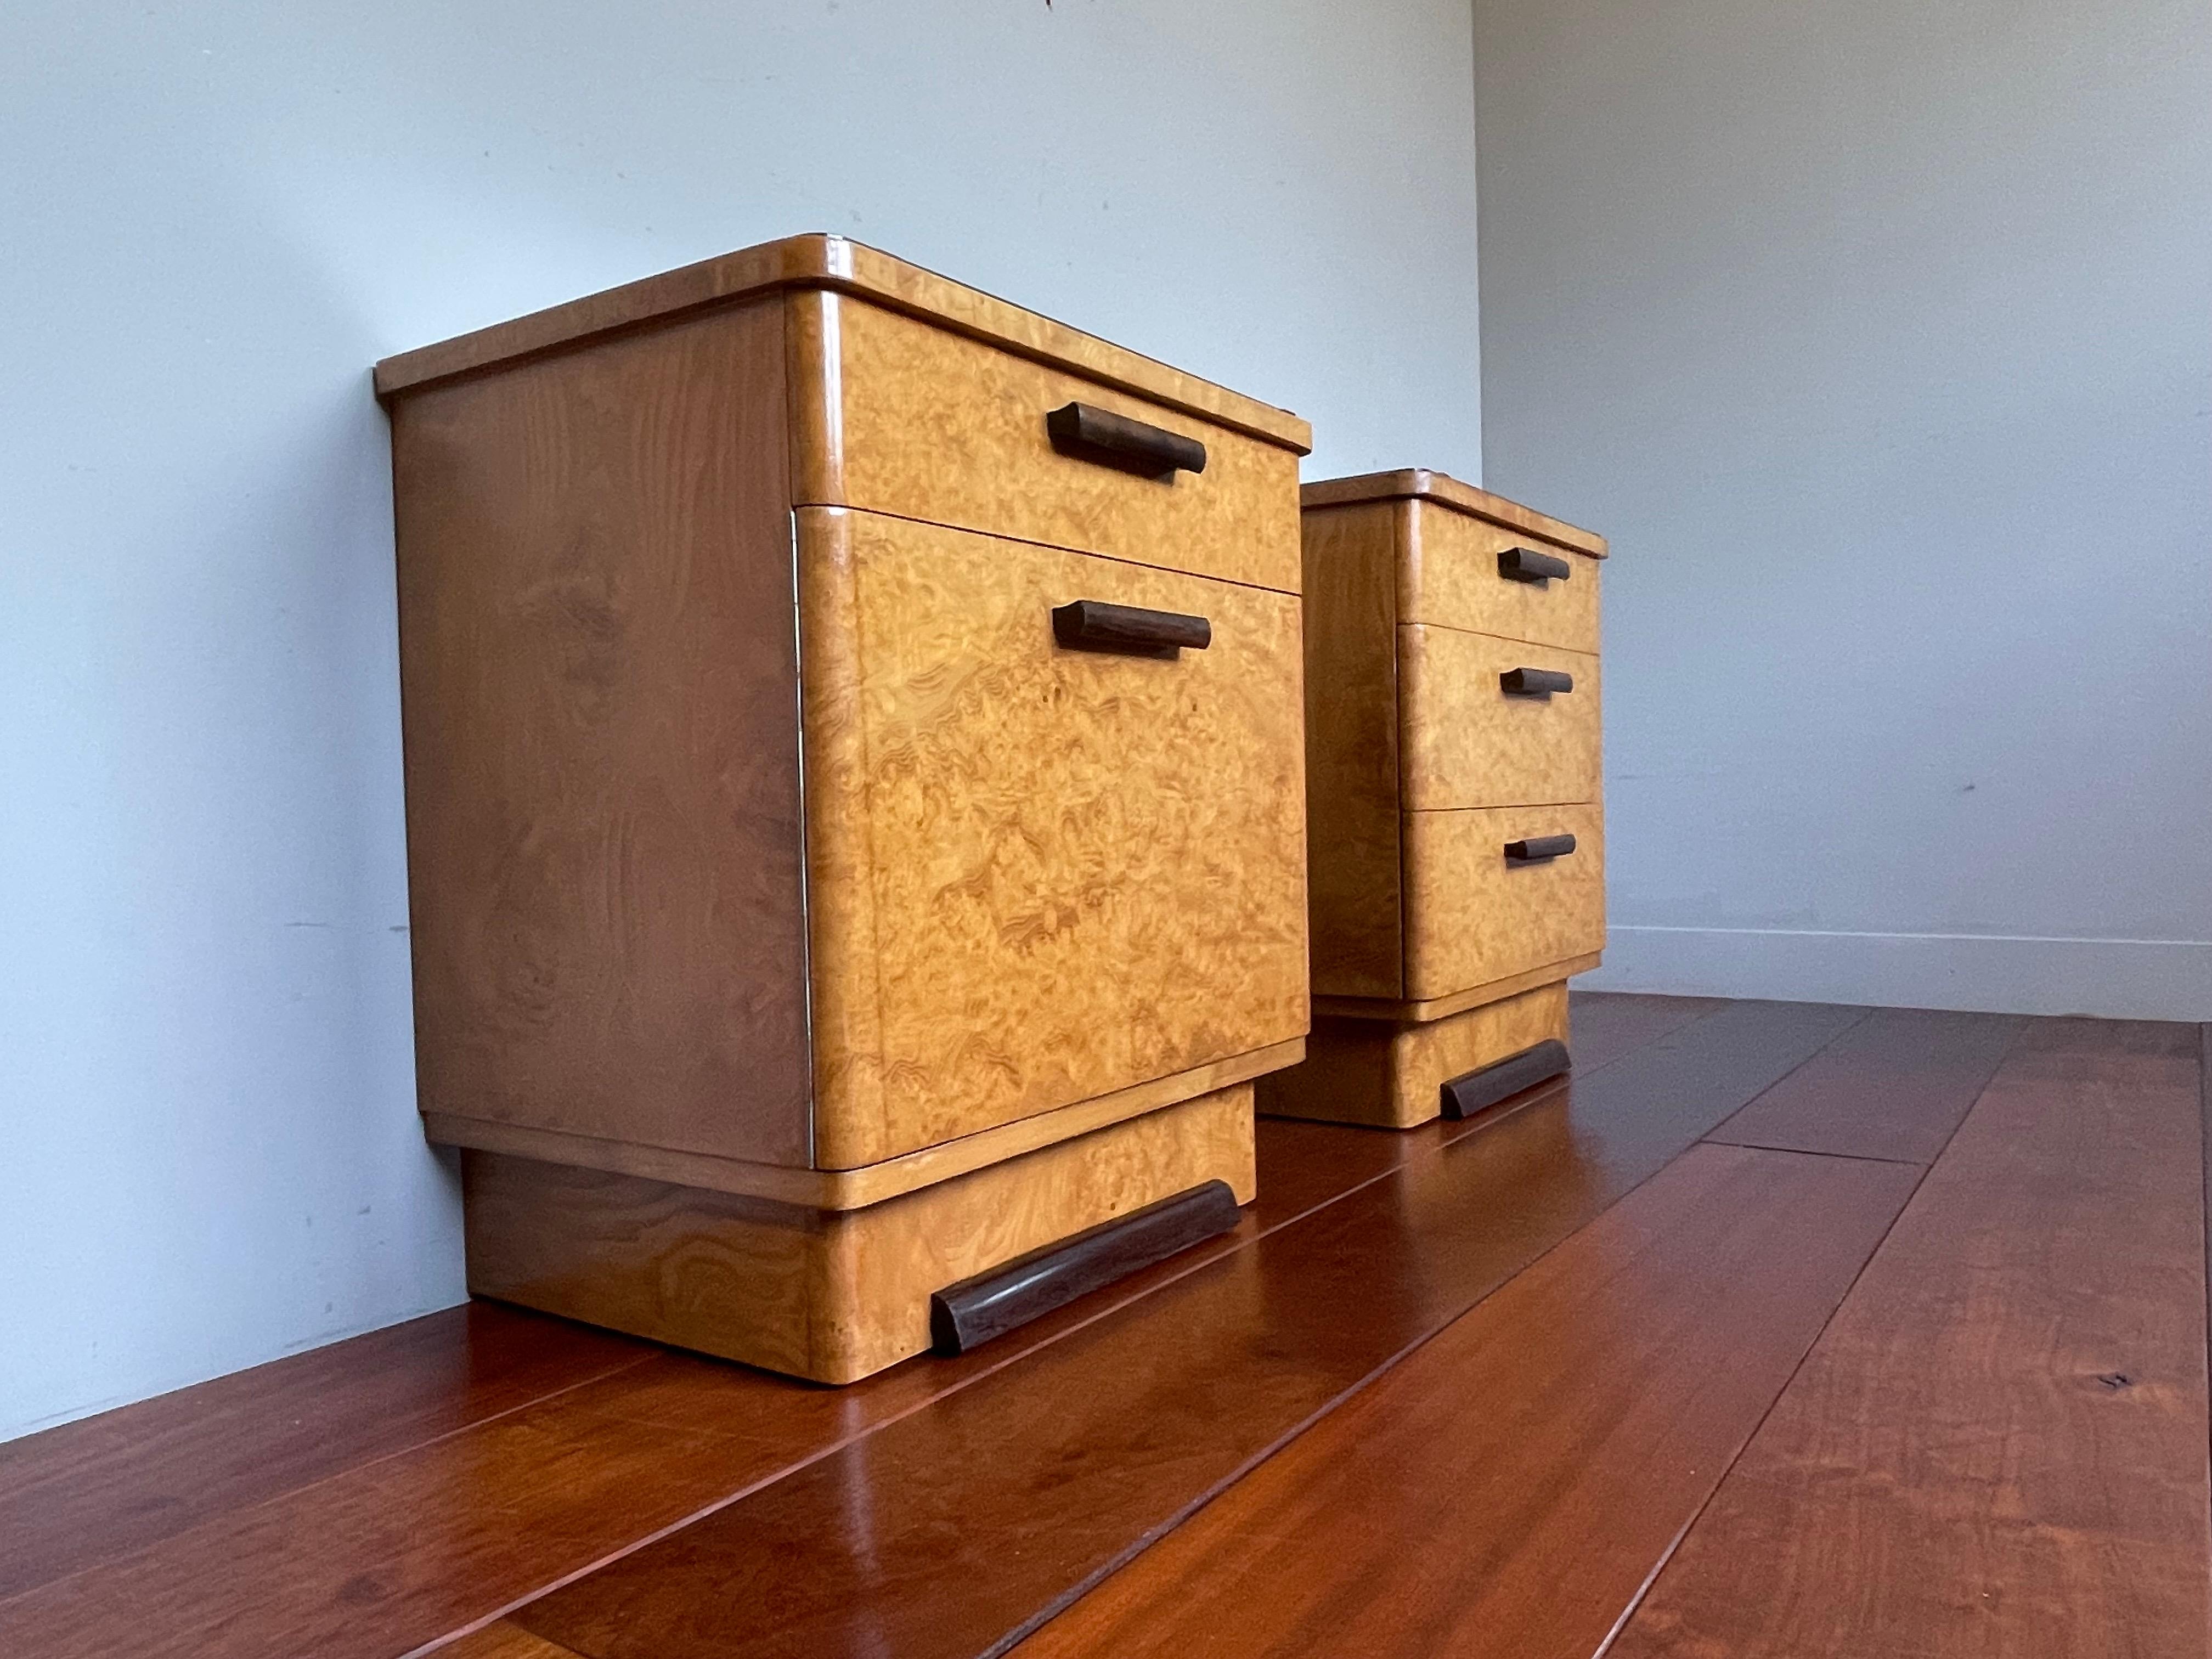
[{"left": 1577, "top": 926, "right": 2212, "bottom": 1022}]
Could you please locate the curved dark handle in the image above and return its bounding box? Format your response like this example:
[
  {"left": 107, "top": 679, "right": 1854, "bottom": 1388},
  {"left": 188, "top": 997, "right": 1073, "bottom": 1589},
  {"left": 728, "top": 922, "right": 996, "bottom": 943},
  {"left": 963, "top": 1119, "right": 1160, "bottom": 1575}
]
[
  {"left": 1500, "top": 667, "right": 1574, "bottom": 698},
  {"left": 1053, "top": 599, "right": 1211, "bottom": 658},
  {"left": 1504, "top": 833, "right": 1577, "bottom": 864},
  {"left": 1498, "top": 545, "right": 1572, "bottom": 584},
  {"left": 1046, "top": 402, "right": 1207, "bottom": 480}
]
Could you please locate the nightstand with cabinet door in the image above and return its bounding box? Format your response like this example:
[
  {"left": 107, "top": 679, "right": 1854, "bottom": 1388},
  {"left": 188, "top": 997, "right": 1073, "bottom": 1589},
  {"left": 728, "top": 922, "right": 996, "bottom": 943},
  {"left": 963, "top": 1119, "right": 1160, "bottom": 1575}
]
[{"left": 376, "top": 235, "right": 1312, "bottom": 1382}]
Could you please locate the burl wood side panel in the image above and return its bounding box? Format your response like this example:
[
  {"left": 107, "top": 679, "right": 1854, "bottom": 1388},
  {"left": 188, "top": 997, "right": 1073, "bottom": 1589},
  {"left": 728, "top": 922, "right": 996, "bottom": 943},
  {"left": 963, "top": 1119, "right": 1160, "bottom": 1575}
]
[
  {"left": 392, "top": 301, "right": 811, "bottom": 1167},
  {"left": 1258, "top": 981, "right": 1570, "bottom": 1129},
  {"left": 789, "top": 294, "right": 1303, "bottom": 593},
  {"left": 1398, "top": 627, "right": 1600, "bottom": 811},
  {"left": 463, "top": 1086, "right": 1257, "bottom": 1385},
  {"left": 1402, "top": 804, "right": 1606, "bottom": 1001},
  {"left": 798, "top": 506, "right": 1309, "bottom": 1169},
  {"left": 1300, "top": 501, "right": 1406, "bottom": 999},
  {"left": 1401, "top": 500, "right": 1601, "bottom": 652}
]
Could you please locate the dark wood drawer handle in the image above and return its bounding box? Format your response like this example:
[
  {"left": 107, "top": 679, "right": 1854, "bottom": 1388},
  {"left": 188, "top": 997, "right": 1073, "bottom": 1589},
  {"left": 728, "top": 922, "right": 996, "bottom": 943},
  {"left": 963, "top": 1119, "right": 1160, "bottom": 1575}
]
[
  {"left": 1504, "top": 833, "right": 1577, "bottom": 864},
  {"left": 1046, "top": 402, "right": 1207, "bottom": 479},
  {"left": 1440, "top": 1039, "right": 1572, "bottom": 1120},
  {"left": 1498, "top": 545, "right": 1572, "bottom": 584},
  {"left": 1500, "top": 667, "right": 1574, "bottom": 698},
  {"left": 1053, "top": 599, "right": 1211, "bottom": 658}
]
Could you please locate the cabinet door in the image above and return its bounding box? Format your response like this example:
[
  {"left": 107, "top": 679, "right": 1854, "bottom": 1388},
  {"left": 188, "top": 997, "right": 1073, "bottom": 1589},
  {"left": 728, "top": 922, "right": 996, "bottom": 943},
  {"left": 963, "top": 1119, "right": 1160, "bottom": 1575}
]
[{"left": 799, "top": 507, "right": 1309, "bottom": 1167}]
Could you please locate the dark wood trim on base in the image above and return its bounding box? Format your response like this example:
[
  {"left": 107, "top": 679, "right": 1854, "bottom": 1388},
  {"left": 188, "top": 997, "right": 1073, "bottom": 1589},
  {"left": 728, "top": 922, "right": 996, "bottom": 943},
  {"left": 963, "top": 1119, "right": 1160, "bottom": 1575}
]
[
  {"left": 931, "top": 1181, "right": 1244, "bottom": 1355},
  {"left": 1440, "top": 1039, "right": 1572, "bottom": 1121}
]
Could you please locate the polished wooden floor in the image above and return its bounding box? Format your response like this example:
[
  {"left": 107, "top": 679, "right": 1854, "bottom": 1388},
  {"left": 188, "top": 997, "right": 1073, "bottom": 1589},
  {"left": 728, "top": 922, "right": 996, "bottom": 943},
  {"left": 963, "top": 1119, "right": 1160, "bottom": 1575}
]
[{"left": 3, "top": 997, "right": 2205, "bottom": 1658}]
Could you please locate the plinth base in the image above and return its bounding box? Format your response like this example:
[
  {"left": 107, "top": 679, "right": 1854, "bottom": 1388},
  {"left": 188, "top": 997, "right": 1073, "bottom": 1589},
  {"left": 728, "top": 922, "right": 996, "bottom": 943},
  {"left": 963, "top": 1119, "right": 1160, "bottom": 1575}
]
[
  {"left": 1256, "top": 983, "right": 1570, "bottom": 1130},
  {"left": 462, "top": 1084, "right": 1256, "bottom": 1384}
]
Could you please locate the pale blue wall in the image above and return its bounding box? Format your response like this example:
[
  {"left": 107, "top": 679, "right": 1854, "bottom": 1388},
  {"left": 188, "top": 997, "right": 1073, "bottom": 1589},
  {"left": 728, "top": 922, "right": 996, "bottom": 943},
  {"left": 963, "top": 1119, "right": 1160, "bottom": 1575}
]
[
  {"left": 1477, "top": 0, "right": 2212, "bottom": 1017},
  {"left": 0, "top": 0, "right": 1484, "bottom": 1440}
]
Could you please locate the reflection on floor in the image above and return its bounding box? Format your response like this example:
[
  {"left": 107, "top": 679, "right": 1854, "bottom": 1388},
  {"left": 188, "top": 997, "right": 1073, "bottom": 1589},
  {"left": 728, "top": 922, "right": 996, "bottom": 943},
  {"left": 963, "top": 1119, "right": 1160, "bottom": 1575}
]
[{"left": 3, "top": 997, "right": 2204, "bottom": 1659}]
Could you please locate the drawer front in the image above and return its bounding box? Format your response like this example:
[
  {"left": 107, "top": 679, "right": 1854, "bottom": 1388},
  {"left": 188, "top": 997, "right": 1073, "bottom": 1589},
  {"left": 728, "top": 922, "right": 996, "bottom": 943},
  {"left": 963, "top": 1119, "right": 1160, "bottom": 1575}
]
[
  {"left": 795, "top": 294, "right": 1303, "bottom": 594},
  {"left": 1398, "top": 628, "right": 1600, "bottom": 811},
  {"left": 1402, "top": 804, "right": 1605, "bottom": 1001},
  {"left": 799, "top": 507, "right": 1310, "bottom": 1167},
  {"left": 1401, "top": 500, "right": 1600, "bottom": 652}
]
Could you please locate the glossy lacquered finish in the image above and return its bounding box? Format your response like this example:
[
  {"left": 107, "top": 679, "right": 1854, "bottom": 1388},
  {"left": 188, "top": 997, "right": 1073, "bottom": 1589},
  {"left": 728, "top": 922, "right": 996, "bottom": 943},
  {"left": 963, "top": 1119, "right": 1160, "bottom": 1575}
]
[
  {"left": 0, "top": 997, "right": 1764, "bottom": 1659},
  {"left": 1272, "top": 473, "right": 1605, "bottom": 1128},
  {"left": 1613, "top": 1018, "right": 2211, "bottom": 1657},
  {"left": 462, "top": 1086, "right": 1256, "bottom": 1384},
  {"left": 1012, "top": 1142, "right": 1921, "bottom": 1659},
  {"left": 1297, "top": 471, "right": 1607, "bottom": 1015},
  {"left": 488, "top": 1001, "right": 1865, "bottom": 1659},
  {"left": 18, "top": 1000, "right": 2197, "bottom": 1659},
  {"left": 1262, "top": 982, "right": 1570, "bottom": 1130},
  {"left": 376, "top": 239, "right": 1312, "bottom": 1381}
]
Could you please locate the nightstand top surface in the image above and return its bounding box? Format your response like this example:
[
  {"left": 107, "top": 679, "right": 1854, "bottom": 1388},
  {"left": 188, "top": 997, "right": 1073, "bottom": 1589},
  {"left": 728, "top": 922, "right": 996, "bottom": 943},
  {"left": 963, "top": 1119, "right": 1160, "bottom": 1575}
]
[
  {"left": 373, "top": 233, "right": 1311, "bottom": 453},
  {"left": 1302, "top": 470, "right": 1607, "bottom": 557}
]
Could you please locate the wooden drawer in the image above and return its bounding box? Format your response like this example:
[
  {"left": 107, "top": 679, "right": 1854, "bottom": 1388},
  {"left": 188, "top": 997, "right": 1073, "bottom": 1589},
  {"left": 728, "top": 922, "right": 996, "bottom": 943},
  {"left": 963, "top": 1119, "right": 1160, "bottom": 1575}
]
[
  {"left": 1398, "top": 628, "right": 1600, "bottom": 810},
  {"left": 800, "top": 506, "right": 1310, "bottom": 1167},
  {"left": 1402, "top": 804, "right": 1606, "bottom": 1001},
  {"left": 1401, "top": 499, "right": 1600, "bottom": 652},
  {"left": 792, "top": 294, "right": 1304, "bottom": 594}
]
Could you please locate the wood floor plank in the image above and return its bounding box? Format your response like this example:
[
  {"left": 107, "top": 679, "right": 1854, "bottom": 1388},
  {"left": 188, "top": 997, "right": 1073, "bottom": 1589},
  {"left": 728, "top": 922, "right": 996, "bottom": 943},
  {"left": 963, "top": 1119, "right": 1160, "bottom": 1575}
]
[
  {"left": 1568, "top": 991, "right": 1729, "bottom": 1073},
  {"left": 1706, "top": 1006, "right": 2022, "bottom": 1164},
  {"left": 1612, "top": 1018, "right": 2210, "bottom": 1658},
  {"left": 433, "top": 1621, "right": 591, "bottom": 1659},
  {"left": 1010, "top": 1142, "right": 1921, "bottom": 1659},
  {"left": 0, "top": 1000, "right": 1643, "bottom": 1637},
  {"left": 0, "top": 1062, "right": 1560, "bottom": 1659},
  {"left": 0, "top": 1302, "right": 650, "bottom": 1600},
  {"left": 496, "top": 1000, "right": 1868, "bottom": 1659}
]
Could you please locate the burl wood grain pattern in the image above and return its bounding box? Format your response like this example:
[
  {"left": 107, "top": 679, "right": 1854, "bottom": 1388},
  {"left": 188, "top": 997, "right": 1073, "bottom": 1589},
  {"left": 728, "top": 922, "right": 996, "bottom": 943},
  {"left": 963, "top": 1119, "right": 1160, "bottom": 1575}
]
[
  {"left": 391, "top": 298, "right": 813, "bottom": 1168},
  {"left": 376, "top": 234, "right": 1311, "bottom": 451},
  {"left": 1300, "top": 469, "right": 1608, "bottom": 558},
  {"left": 1258, "top": 982, "right": 1570, "bottom": 1129},
  {"left": 1010, "top": 1143, "right": 1917, "bottom": 1659},
  {"left": 465, "top": 1085, "right": 1258, "bottom": 1385},
  {"left": 1612, "top": 1019, "right": 2210, "bottom": 1658},
  {"left": 1300, "top": 500, "right": 1407, "bottom": 998},
  {"left": 424, "top": 1041, "right": 1301, "bottom": 1211},
  {"left": 1402, "top": 804, "right": 1606, "bottom": 1001},
  {"left": 789, "top": 293, "right": 1304, "bottom": 594},
  {"left": 1398, "top": 626, "right": 1600, "bottom": 811},
  {"left": 797, "top": 506, "right": 1309, "bottom": 1168},
  {"left": 1313, "top": 953, "right": 1605, "bottom": 1025},
  {"left": 1401, "top": 500, "right": 1601, "bottom": 653}
]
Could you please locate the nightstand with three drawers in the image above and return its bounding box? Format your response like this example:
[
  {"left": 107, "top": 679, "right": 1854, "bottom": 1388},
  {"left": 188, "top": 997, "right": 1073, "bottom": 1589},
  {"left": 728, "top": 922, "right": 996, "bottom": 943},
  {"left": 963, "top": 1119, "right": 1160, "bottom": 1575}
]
[{"left": 1260, "top": 470, "right": 1607, "bottom": 1129}]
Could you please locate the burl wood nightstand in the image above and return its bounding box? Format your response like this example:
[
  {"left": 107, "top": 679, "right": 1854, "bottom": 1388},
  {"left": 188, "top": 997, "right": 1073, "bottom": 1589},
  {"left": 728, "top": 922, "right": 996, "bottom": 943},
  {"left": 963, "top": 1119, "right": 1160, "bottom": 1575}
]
[
  {"left": 1260, "top": 470, "right": 1606, "bottom": 1129},
  {"left": 376, "top": 236, "right": 1312, "bottom": 1381}
]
